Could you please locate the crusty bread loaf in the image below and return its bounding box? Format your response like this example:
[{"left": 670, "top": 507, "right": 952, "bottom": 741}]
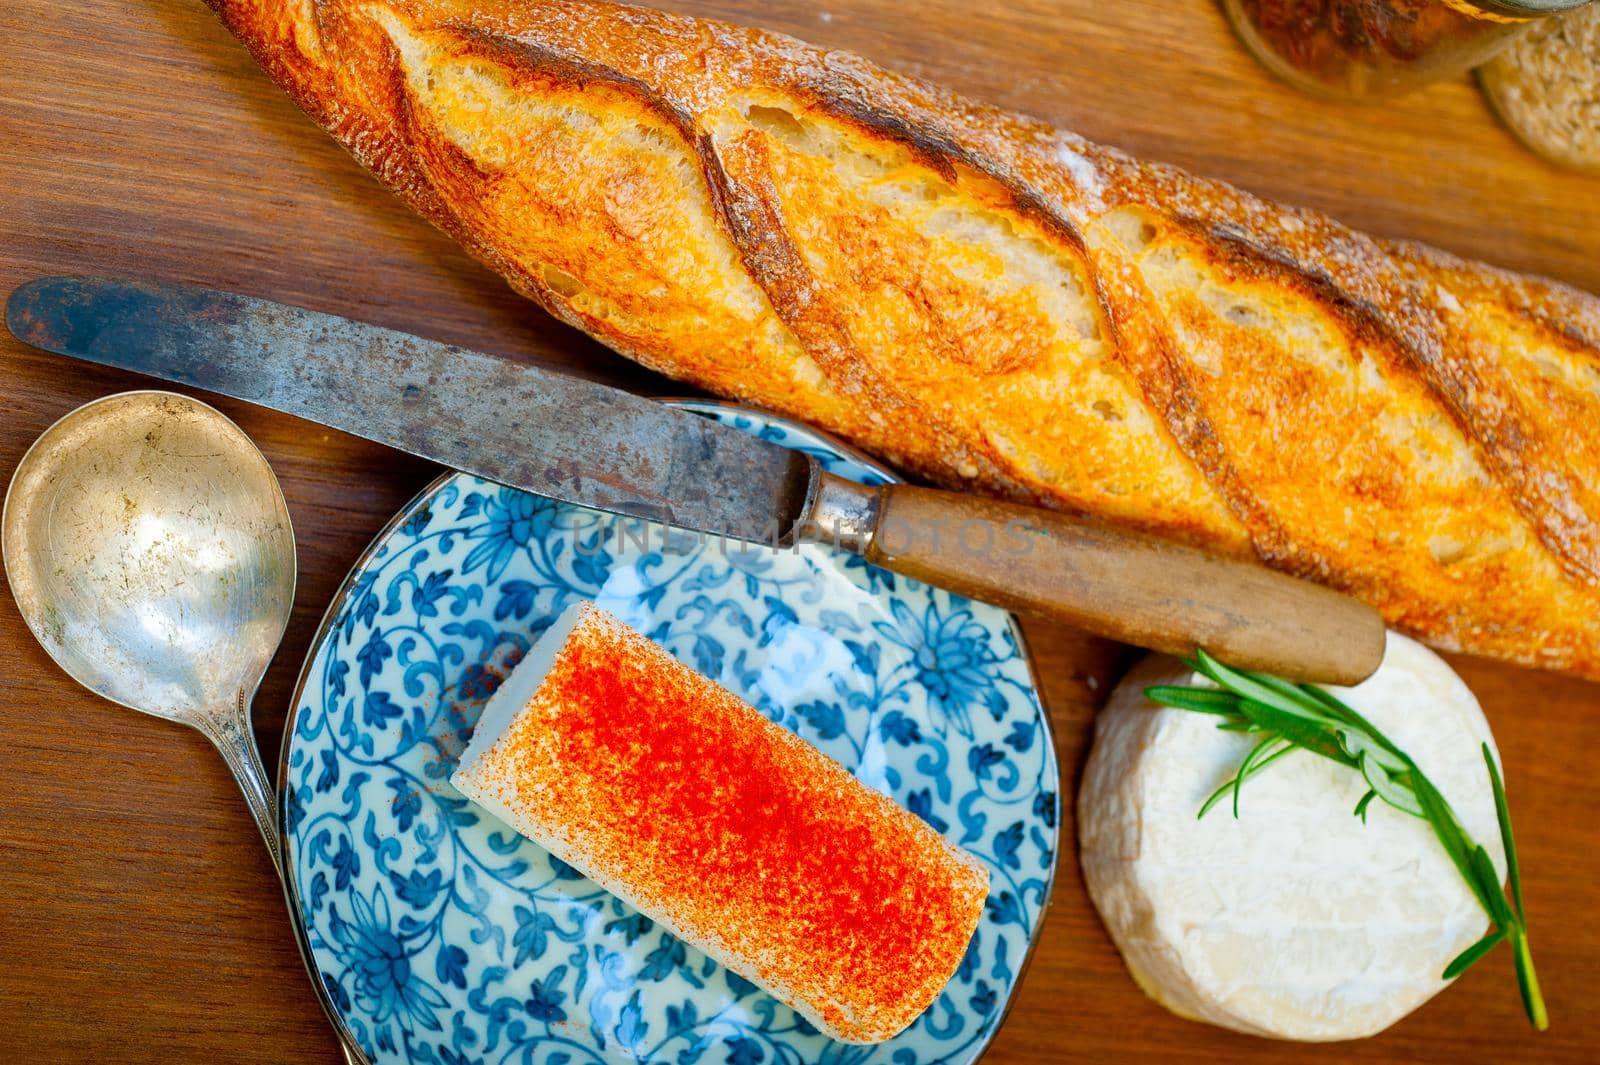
[
  {"left": 206, "top": 0, "right": 1600, "bottom": 679},
  {"left": 451, "top": 601, "right": 989, "bottom": 1044}
]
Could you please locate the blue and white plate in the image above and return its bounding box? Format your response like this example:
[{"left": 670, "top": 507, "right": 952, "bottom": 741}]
[{"left": 280, "top": 401, "right": 1059, "bottom": 1065}]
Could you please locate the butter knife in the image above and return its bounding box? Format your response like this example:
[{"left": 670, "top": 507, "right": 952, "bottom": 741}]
[{"left": 6, "top": 276, "right": 1385, "bottom": 684}]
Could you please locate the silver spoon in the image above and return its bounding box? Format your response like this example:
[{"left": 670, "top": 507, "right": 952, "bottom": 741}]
[{"left": 3, "top": 390, "right": 366, "bottom": 1064}]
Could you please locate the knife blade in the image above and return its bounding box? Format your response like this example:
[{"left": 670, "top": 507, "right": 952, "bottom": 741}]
[
  {"left": 6, "top": 275, "right": 1387, "bottom": 684},
  {"left": 5, "top": 276, "right": 815, "bottom": 545}
]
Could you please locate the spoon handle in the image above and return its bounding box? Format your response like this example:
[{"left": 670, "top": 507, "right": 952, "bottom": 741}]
[
  {"left": 196, "top": 701, "right": 372, "bottom": 1063},
  {"left": 196, "top": 703, "right": 284, "bottom": 877}
]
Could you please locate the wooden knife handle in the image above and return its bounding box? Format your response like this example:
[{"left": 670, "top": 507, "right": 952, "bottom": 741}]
[{"left": 852, "top": 483, "right": 1385, "bottom": 685}]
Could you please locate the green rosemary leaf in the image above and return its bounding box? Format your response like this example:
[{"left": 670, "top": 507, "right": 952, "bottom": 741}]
[
  {"left": 1299, "top": 682, "right": 1356, "bottom": 717},
  {"left": 1443, "top": 927, "right": 1508, "bottom": 980},
  {"left": 1197, "top": 743, "right": 1297, "bottom": 820},
  {"left": 1298, "top": 682, "right": 1367, "bottom": 723},
  {"left": 1481, "top": 744, "right": 1546, "bottom": 1027},
  {"left": 1196, "top": 651, "right": 1341, "bottom": 728},
  {"left": 1246, "top": 743, "right": 1297, "bottom": 777},
  {"left": 1410, "top": 771, "right": 1491, "bottom": 913},
  {"left": 1215, "top": 720, "right": 1258, "bottom": 732},
  {"left": 1340, "top": 727, "right": 1411, "bottom": 778},
  {"left": 1353, "top": 789, "right": 1378, "bottom": 823},
  {"left": 1303, "top": 685, "right": 1410, "bottom": 762},
  {"left": 1240, "top": 669, "right": 1316, "bottom": 706},
  {"left": 1144, "top": 685, "right": 1241, "bottom": 716},
  {"left": 1470, "top": 845, "right": 1516, "bottom": 930},
  {"left": 1514, "top": 930, "right": 1549, "bottom": 1031},
  {"left": 1235, "top": 698, "right": 1355, "bottom": 767},
  {"left": 1482, "top": 744, "right": 1525, "bottom": 921},
  {"left": 1233, "top": 738, "right": 1281, "bottom": 818},
  {"left": 1197, "top": 778, "right": 1233, "bottom": 820},
  {"left": 1357, "top": 751, "right": 1424, "bottom": 817}
]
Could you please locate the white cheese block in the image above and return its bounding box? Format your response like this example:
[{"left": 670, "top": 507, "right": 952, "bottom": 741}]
[{"left": 1078, "top": 633, "right": 1505, "bottom": 1041}]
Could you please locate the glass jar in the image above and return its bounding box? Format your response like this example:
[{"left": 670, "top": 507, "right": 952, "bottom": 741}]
[{"left": 1224, "top": 0, "right": 1595, "bottom": 99}]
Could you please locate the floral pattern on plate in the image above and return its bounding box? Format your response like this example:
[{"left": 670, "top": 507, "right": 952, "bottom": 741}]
[{"left": 281, "top": 401, "right": 1059, "bottom": 1065}]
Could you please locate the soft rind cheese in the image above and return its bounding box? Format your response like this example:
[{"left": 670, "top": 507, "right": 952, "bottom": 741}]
[{"left": 1079, "top": 633, "right": 1505, "bottom": 1041}]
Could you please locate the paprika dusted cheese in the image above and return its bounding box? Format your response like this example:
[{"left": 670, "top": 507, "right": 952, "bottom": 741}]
[{"left": 450, "top": 601, "right": 989, "bottom": 1044}]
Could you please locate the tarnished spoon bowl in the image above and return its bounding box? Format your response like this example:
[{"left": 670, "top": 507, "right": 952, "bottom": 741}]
[
  {"left": 2, "top": 390, "right": 296, "bottom": 868},
  {"left": 3, "top": 389, "right": 369, "bottom": 1063}
]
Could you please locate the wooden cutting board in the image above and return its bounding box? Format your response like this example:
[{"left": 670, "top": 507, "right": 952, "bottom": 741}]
[{"left": 1, "top": 1, "right": 1596, "bottom": 1062}]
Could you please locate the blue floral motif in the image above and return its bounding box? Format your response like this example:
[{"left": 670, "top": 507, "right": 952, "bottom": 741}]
[
  {"left": 525, "top": 970, "right": 569, "bottom": 1023},
  {"left": 284, "top": 402, "right": 1058, "bottom": 1065},
  {"left": 876, "top": 601, "right": 1013, "bottom": 739},
  {"left": 328, "top": 885, "right": 449, "bottom": 1032},
  {"left": 462, "top": 489, "right": 557, "bottom": 582}
]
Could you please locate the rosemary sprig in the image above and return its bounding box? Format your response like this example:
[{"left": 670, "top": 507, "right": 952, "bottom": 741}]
[{"left": 1146, "top": 649, "right": 1547, "bottom": 1031}]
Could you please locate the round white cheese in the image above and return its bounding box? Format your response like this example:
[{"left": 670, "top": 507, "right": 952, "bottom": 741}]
[{"left": 1078, "top": 634, "right": 1505, "bottom": 1041}]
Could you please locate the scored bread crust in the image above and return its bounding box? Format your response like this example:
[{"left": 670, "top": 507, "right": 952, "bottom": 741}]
[{"left": 206, "top": 0, "right": 1600, "bottom": 678}]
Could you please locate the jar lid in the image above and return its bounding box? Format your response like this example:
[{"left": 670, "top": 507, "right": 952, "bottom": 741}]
[{"left": 1472, "top": 0, "right": 1593, "bottom": 14}]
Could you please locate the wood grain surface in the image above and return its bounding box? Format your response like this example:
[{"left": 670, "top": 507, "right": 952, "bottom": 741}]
[{"left": 0, "top": 1, "right": 1596, "bottom": 1062}]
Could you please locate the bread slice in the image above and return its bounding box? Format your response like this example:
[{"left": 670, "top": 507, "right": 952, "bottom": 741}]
[
  {"left": 451, "top": 601, "right": 990, "bottom": 1044},
  {"left": 204, "top": 0, "right": 1600, "bottom": 679}
]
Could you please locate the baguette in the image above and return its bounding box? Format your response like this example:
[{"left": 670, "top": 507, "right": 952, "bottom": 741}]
[{"left": 205, "top": 0, "right": 1600, "bottom": 679}]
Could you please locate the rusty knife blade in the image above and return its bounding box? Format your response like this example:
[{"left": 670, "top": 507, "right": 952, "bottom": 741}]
[{"left": 6, "top": 276, "right": 817, "bottom": 543}]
